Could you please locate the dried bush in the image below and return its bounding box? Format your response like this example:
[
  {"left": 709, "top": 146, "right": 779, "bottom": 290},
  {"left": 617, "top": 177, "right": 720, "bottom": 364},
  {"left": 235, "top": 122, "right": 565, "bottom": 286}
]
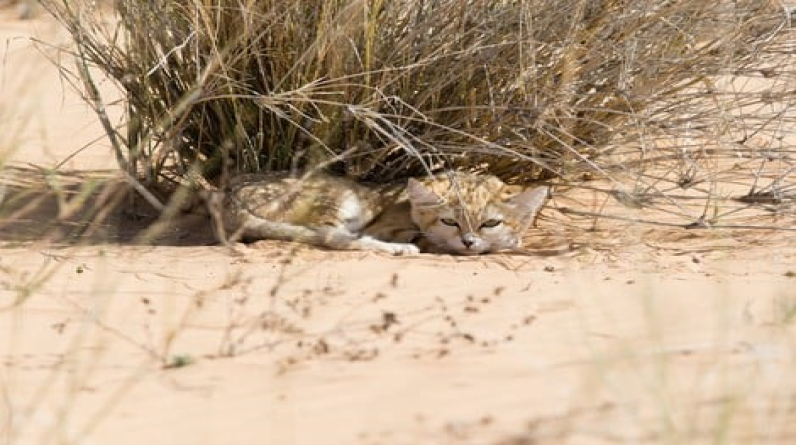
[{"left": 43, "top": 0, "right": 795, "bottom": 228}]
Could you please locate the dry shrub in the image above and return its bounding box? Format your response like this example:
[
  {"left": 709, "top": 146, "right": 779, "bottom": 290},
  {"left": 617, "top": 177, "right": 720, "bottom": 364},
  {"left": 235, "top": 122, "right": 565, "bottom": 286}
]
[{"left": 42, "top": 0, "right": 794, "bottom": 227}]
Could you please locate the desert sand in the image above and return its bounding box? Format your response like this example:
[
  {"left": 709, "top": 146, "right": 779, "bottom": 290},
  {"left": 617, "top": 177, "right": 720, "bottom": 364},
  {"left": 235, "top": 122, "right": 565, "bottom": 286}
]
[{"left": 1, "top": 10, "right": 794, "bottom": 445}]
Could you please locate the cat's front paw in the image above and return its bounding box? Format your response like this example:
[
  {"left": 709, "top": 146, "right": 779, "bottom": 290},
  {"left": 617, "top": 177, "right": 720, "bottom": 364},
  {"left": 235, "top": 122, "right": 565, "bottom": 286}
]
[
  {"left": 386, "top": 242, "right": 421, "bottom": 256},
  {"left": 357, "top": 236, "right": 420, "bottom": 255}
]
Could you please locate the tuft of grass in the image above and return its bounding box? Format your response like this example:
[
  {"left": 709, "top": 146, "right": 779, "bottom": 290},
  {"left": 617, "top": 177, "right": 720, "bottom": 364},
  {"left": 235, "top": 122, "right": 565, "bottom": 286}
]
[
  {"left": 42, "top": 1, "right": 789, "bottom": 183},
  {"left": 38, "top": 0, "right": 795, "bottom": 234}
]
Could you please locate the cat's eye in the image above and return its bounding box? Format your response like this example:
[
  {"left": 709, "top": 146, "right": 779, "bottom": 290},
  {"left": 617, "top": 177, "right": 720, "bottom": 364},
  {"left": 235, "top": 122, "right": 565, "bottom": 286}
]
[
  {"left": 439, "top": 218, "right": 459, "bottom": 227},
  {"left": 480, "top": 219, "right": 503, "bottom": 228}
]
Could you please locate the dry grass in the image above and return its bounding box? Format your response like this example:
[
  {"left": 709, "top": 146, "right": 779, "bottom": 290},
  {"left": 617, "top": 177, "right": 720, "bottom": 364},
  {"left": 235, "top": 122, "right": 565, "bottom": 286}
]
[
  {"left": 0, "top": 0, "right": 790, "bottom": 245},
  {"left": 37, "top": 0, "right": 796, "bottom": 234},
  {"left": 42, "top": 1, "right": 793, "bottom": 186}
]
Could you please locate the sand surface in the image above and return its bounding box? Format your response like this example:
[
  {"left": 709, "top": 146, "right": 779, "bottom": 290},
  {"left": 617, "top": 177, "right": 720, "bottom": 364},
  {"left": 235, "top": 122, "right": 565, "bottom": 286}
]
[{"left": 1, "top": 10, "right": 795, "bottom": 445}]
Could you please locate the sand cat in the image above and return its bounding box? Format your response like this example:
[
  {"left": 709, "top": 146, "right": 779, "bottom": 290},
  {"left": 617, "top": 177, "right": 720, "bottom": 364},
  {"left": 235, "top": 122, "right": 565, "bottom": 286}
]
[{"left": 215, "top": 172, "right": 548, "bottom": 255}]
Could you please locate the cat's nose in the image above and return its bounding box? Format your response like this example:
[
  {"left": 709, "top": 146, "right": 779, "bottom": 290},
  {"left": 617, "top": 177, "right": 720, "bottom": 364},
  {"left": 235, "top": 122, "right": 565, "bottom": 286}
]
[{"left": 461, "top": 233, "right": 477, "bottom": 248}]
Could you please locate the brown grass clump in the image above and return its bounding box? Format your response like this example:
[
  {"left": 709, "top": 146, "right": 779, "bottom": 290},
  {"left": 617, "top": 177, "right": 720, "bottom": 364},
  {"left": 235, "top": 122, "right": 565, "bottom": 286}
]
[{"left": 41, "top": 0, "right": 795, "bottom": 229}]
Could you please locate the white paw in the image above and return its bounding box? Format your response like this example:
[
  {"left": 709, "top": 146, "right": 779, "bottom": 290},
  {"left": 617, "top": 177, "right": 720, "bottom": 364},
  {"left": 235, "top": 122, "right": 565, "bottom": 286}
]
[
  {"left": 357, "top": 236, "right": 420, "bottom": 256},
  {"left": 386, "top": 242, "right": 421, "bottom": 256}
]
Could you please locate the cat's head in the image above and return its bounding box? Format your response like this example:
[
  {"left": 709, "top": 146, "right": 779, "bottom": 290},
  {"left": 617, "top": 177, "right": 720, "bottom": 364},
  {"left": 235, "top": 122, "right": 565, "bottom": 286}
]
[{"left": 407, "top": 174, "right": 548, "bottom": 255}]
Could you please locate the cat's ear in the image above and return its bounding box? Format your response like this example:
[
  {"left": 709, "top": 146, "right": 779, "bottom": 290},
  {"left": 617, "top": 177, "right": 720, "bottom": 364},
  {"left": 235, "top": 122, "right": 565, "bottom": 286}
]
[
  {"left": 408, "top": 178, "right": 442, "bottom": 206},
  {"left": 508, "top": 186, "right": 549, "bottom": 216}
]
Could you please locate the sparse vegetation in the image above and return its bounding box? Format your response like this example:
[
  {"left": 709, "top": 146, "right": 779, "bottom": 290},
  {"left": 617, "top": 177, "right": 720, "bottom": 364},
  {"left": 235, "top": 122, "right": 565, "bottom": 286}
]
[{"left": 41, "top": 1, "right": 795, "bottom": 230}]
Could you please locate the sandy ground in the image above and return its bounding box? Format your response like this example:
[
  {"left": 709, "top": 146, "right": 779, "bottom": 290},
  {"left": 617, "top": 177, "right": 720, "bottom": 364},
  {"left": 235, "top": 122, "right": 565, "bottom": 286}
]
[{"left": 1, "top": 10, "right": 795, "bottom": 445}]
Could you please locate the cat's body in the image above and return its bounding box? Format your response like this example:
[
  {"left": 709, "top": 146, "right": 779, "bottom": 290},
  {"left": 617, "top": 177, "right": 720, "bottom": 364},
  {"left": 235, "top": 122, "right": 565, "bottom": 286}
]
[
  {"left": 215, "top": 171, "right": 548, "bottom": 255},
  {"left": 217, "top": 173, "right": 419, "bottom": 255}
]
